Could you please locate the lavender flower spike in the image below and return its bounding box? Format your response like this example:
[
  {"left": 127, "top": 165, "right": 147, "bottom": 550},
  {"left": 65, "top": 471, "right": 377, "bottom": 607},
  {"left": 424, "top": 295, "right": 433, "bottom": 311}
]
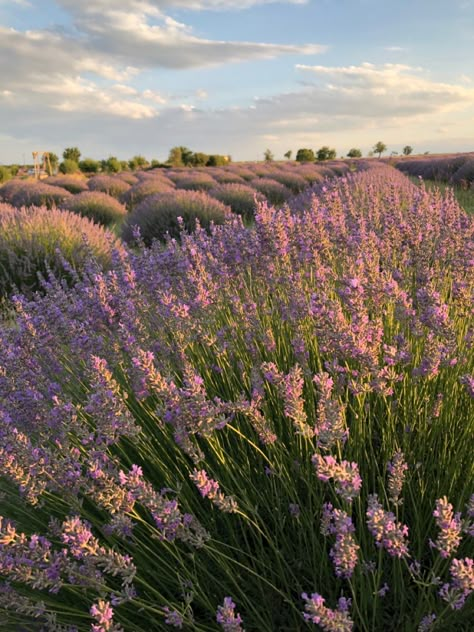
[{"left": 216, "top": 597, "right": 244, "bottom": 632}]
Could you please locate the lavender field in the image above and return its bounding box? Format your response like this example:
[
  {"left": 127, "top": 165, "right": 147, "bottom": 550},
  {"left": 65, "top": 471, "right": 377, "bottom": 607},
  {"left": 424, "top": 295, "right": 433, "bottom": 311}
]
[{"left": 0, "top": 162, "right": 473, "bottom": 631}]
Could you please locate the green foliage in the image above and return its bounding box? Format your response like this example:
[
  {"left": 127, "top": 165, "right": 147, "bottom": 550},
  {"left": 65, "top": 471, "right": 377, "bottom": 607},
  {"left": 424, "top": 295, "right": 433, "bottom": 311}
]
[
  {"left": 207, "top": 154, "right": 229, "bottom": 167},
  {"left": 284, "top": 150, "right": 292, "bottom": 160},
  {"left": 62, "top": 147, "right": 81, "bottom": 163},
  {"left": 122, "top": 190, "right": 230, "bottom": 244},
  {"left": 296, "top": 148, "right": 315, "bottom": 162},
  {"left": 373, "top": 141, "right": 387, "bottom": 158},
  {"left": 0, "top": 203, "right": 123, "bottom": 297},
  {"left": 403, "top": 145, "right": 413, "bottom": 156},
  {"left": 347, "top": 148, "right": 362, "bottom": 158},
  {"left": 79, "top": 158, "right": 100, "bottom": 173},
  {"left": 48, "top": 152, "right": 59, "bottom": 169},
  {"left": 0, "top": 166, "right": 12, "bottom": 184},
  {"left": 167, "top": 146, "right": 184, "bottom": 167},
  {"left": 264, "top": 149, "right": 274, "bottom": 162},
  {"left": 128, "top": 155, "right": 149, "bottom": 171},
  {"left": 192, "top": 152, "right": 210, "bottom": 167},
  {"left": 59, "top": 159, "right": 79, "bottom": 174},
  {"left": 317, "top": 146, "right": 337, "bottom": 161},
  {"left": 101, "top": 156, "right": 122, "bottom": 173},
  {"left": 61, "top": 191, "right": 127, "bottom": 227}
]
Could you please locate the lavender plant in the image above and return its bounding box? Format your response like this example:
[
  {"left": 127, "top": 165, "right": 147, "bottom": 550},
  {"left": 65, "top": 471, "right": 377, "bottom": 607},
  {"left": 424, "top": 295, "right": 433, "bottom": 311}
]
[
  {"left": 0, "top": 165, "right": 472, "bottom": 631},
  {"left": 61, "top": 191, "right": 128, "bottom": 227},
  {"left": 88, "top": 175, "right": 131, "bottom": 199},
  {"left": 11, "top": 182, "right": 72, "bottom": 209},
  {"left": 208, "top": 183, "right": 266, "bottom": 221}
]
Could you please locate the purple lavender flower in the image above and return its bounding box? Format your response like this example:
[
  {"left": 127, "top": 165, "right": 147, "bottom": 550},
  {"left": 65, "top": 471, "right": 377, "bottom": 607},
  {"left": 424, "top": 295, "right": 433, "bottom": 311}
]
[
  {"left": 216, "top": 597, "right": 244, "bottom": 631},
  {"left": 163, "top": 607, "right": 184, "bottom": 628},
  {"left": 387, "top": 449, "right": 408, "bottom": 505},
  {"left": 190, "top": 469, "right": 237, "bottom": 513},
  {"left": 312, "top": 454, "right": 362, "bottom": 503},
  {"left": 321, "top": 503, "right": 359, "bottom": 578},
  {"left": 366, "top": 494, "right": 409, "bottom": 557},
  {"left": 301, "top": 592, "right": 353, "bottom": 631},
  {"left": 430, "top": 496, "right": 462, "bottom": 558}
]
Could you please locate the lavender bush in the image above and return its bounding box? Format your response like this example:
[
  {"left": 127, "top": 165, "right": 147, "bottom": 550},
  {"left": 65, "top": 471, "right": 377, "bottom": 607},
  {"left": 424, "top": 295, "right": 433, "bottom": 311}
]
[
  {"left": 0, "top": 165, "right": 472, "bottom": 631},
  {"left": 120, "top": 178, "right": 175, "bottom": 209},
  {"left": 88, "top": 175, "right": 131, "bottom": 199},
  {"left": 0, "top": 203, "right": 124, "bottom": 297},
  {"left": 45, "top": 175, "right": 89, "bottom": 194},
  {"left": 250, "top": 177, "right": 292, "bottom": 206},
  {"left": 173, "top": 173, "right": 218, "bottom": 192},
  {"left": 122, "top": 189, "right": 231, "bottom": 244},
  {"left": 11, "top": 182, "right": 72, "bottom": 209},
  {"left": 208, "top": 183, "right": 266, "bottom": 221},
  {"left": 61, "top": 191, "right": 127, "bottom": 227}
]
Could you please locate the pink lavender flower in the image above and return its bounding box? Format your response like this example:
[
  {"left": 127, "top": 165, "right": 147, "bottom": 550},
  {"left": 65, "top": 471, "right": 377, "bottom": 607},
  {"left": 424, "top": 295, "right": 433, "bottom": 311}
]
[
  {"left": 313, "top": 372, "right": 348, "bottom": 449},
  {"left": 439, "top": 559, "right": 474, "bottom": 611},
  {"left": 90, "top": 600, "right": 120, "bottom": 632},
  {"left": 301, "top": 592, "right": 353, "bottom": 631},
  {"left": 312, "top": 454, "right": 362, "bottom": 503},
  {"left": 387, "top": 450, "right": 408, "bottom": 505},
  {"left": 190, "top": 469, "right": 237, "bottom": 513},
  {"left": 366, "top": 494, "right": 409, "bottom": 558},
  {"left": 430, "top": 496, "right": 462, "bottom": 558},
  {"left": 216, "top": 597, "right": 244, "bottom": 631},
  {"left": 321, "top": 503, "right": 359, "bottom": 578}
]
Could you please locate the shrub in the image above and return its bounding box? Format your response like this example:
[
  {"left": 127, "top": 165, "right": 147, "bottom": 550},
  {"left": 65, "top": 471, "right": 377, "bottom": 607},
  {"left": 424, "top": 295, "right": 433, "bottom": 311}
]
[
  {"left": 116, "top": 172, "right": 139, "bottom": 186},
  {"left": 11, "top": 182, "right": 72, "bottom": 209},
  {"left": 250, "top": 177, "right": 292, "bottom": 206},
  {"left": 88, "top": 175, "right": 130, "bottom": 198},
  {"left": 0, "top": 203, "right": 123, "bottom": 297},
  {"left": 59, "top": 159, "right": 80, "bottom": 174},
  {"left": 212, "top": 171, "right": 246, "bottom": 185},
  {"left": 173, "top": 173, "right": 218, "bottom": 192},
  {"left": 44, "top": 175, "right": 89, "bottom": 194},
  {"left": 120, "top": 178, "right": 175, "bottom": 209},
  {"left": 122, "top": 189, "right": 231, "bottom": 244},
  {"left": 451, "top": 158, "right": 474, "bottom": 187},
  {"left": 0, "top": 179, "right": 35, "bottom": 203},
  {"left": 78, "top": 158, "right": 100, "bottom": 174},
  {"left": 0, "top": 166, "right": 12, "bottom": 183},
  {"left": 268, "top": 171, "right": 308, "bottom": 194},
  {"left": 61, "top": 191, "right": 127, "bottom": 226},
  {"left": 296, "top": 148, "right": 315, "bottom": 162},
  {"left": 208, "top": 183, "right": 265, "bottom": 220}
]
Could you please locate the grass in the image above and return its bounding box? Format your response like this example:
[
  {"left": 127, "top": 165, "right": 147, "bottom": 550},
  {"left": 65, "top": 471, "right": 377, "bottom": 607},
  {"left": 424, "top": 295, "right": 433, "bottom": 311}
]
[{"left": 409, "top": 177, "right": 474, "bottom": 214}]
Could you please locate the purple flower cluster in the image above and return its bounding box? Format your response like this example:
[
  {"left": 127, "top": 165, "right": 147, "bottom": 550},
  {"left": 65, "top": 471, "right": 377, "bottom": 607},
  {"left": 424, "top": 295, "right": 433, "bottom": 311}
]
[
  {"left": 301, "top": 593, "right": 353, "bottom": 631},
  {"left": 216, "top": 597, "right": 244, "bottom": 631},
  {"left": 430, "top": 496, "right": 462, "bottom": 558},
  {"left": 313, "top": 454, "right": 362, "bottom": 503},
  {"left": 439, "top": 557, "right": 474, "bottom": 610},
  {"left": 366, "top": 494, "right": 409, "bottom": 558},
  {"left": 387, "top": 450, "right": 408, "bottom": 505},
  {"left": 190, "top": 469, "right": 238, "bottom": 513},
  {"left": 321, "top": 503, "right": 359, "bottom": 578}
]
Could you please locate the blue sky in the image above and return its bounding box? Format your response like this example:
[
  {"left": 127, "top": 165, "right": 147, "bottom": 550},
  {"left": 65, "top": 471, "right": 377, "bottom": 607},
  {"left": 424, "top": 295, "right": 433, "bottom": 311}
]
[{"left": 0, "top": 0, "right": 473, "bottom": 163}]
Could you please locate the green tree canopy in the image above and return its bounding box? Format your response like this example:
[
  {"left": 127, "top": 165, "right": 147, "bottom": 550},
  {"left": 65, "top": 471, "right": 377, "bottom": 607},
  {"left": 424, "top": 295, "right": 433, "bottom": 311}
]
[
  {"left": 59, "top": 159, "right": 79, "bottom": 174},
  {"left": 347, "top": 148, "right": 362, "bottom": 158},
  {"left": 317, "top": 146, "right": 337, "bottom": 161},
  {"left": 62, "top": 147, "right": 81, "bottom": 163},
  {"left": 192, "top": 152, "right": 209, "bottom": 167},
  {"left": 264, "top": 149, "right": 274, "bottom": 162},
  {"left": 129, "top": 155, "right": 149, "bottom": 170},
  {"left": 284, "top": 150, "right": 292, "bottom": 160},
  {"left": 296, "top": 148, "right": 315, "bottom": 162},
  {"left": 402, "top": 146, "right": 413, "bottom": 156},
  {"left": 79, "top": 158, "right": 100, "bottom": 174},
  {"left": 373, "top": 141, "right": 387, "bottom": 158}
]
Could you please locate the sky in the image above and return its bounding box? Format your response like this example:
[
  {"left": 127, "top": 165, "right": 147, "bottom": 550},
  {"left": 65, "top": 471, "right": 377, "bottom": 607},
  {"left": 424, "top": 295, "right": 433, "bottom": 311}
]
[{"left": 0, "top": 0, "right": 474, "bottom": 164}]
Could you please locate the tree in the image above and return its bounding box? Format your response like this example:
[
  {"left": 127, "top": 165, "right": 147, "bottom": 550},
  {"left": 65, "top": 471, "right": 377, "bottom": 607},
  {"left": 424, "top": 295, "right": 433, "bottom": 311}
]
[
  {"left": 403, "top": 145, "right": 413, "bottom": 156},
  {"left": 296, "top": 148, "right": 315, "bottom": 162},
  {"left": 373, "top": 141, "right": 387, "bottom": 158},
  {"left": 48, "top": 152, "right": 59, "bottom": 170},
  {"left": 264, "top": 149, "right": 274, "bottom": 162},
  {"left": 347, "top": 148, "right": 362, "bottom": 158},
  {"left": 59, "top": 159, "right": 79, "bottom": 174},
  {"left": 128, "top": 155, "right": 149, "bottom": 170},
  {"left": 284, "top": 150, "right": 292, "bottom": 160},
  {"left": 62, "top": 147, "right": 81, "bottom": 163},
  {"left": 102, "top": 156, "right": 121, "bottom": 173},
  {"left": 192, "top": 152, "right": 209, "bottom": 167},
  {"left": 79, "top": 158, "right": 100, "bottom": 173},
  {"left": 207, "top": 155, "right": 229, "bottom": 167},
  {"left": 317, "top": 146, "right": 337, "bottom": 161},
  {"left": 0, "top": 166, "right": 12, "bottom": 183}
]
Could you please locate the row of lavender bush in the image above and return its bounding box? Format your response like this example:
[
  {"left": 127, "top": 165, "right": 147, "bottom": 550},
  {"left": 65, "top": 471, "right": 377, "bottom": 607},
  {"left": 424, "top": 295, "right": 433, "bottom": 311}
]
[
  {"left": 395, "top": 154, "right": 474, "bottom": 188},
  {"left": 0, "top": 164, "right": 472, "bottom": 630}
]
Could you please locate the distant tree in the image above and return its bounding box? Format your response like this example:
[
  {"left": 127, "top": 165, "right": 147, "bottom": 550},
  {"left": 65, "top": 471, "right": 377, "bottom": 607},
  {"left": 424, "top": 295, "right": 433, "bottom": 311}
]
[
  {"left": 128, "top": 155, "right": 149, "bottom": 170},
  {"left": 192, "top": 152, "right": 209, "bottom": 167},
  {"left": 296, "top": 148, "right": 315, "bottom": 162},
  {"left": 207, "top": 155, "right": 229, "bottom": 167},
  {"left": 150, "top": 159, "right": 161, "bottom": 168},
  {"left": 48, "top": 152, "right": 59, "bottom": 171},
  {"left": 103, "top": 156, "right": 122, "bottom": 173},
  {"left": 180, "top": 147, "right": 194, "bottom": 167},
  {"left": 79, "top": 158, "right": 100, "bottom": 173},
  {"left": 0, "top": 166, "right": 12, "bottom": 183},
  {"left": 63, "top": 147, "right": 81, "bottom": 163},
  {"left": 59, "top": 159, "right": 79, "bottom": 174},
  {"left": 373, "top": 141, "right": 387, "bottom": 158},
  {"left": 284, "top": 150, "right": 292, "bottom": 160},
  {"left": 317, "top": 146, "right": 337, "bottom": 161},
  {"left": 347, "top": 148, "right": 362, "bottom": 158},
  {"left": 9, "top": 164, "right": 20, "bottom": 176},
  {"left": 403, "top": 145, "right": 413, "bottom": 156},
  {"left": 264, "top": 149, "right": 274, "bottom": 162}
]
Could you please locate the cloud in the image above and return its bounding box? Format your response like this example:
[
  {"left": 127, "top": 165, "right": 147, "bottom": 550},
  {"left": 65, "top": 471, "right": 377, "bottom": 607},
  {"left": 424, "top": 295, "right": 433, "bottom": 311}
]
[{"left": 384, "top": 46, "right": 406, "bottom": 52}]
